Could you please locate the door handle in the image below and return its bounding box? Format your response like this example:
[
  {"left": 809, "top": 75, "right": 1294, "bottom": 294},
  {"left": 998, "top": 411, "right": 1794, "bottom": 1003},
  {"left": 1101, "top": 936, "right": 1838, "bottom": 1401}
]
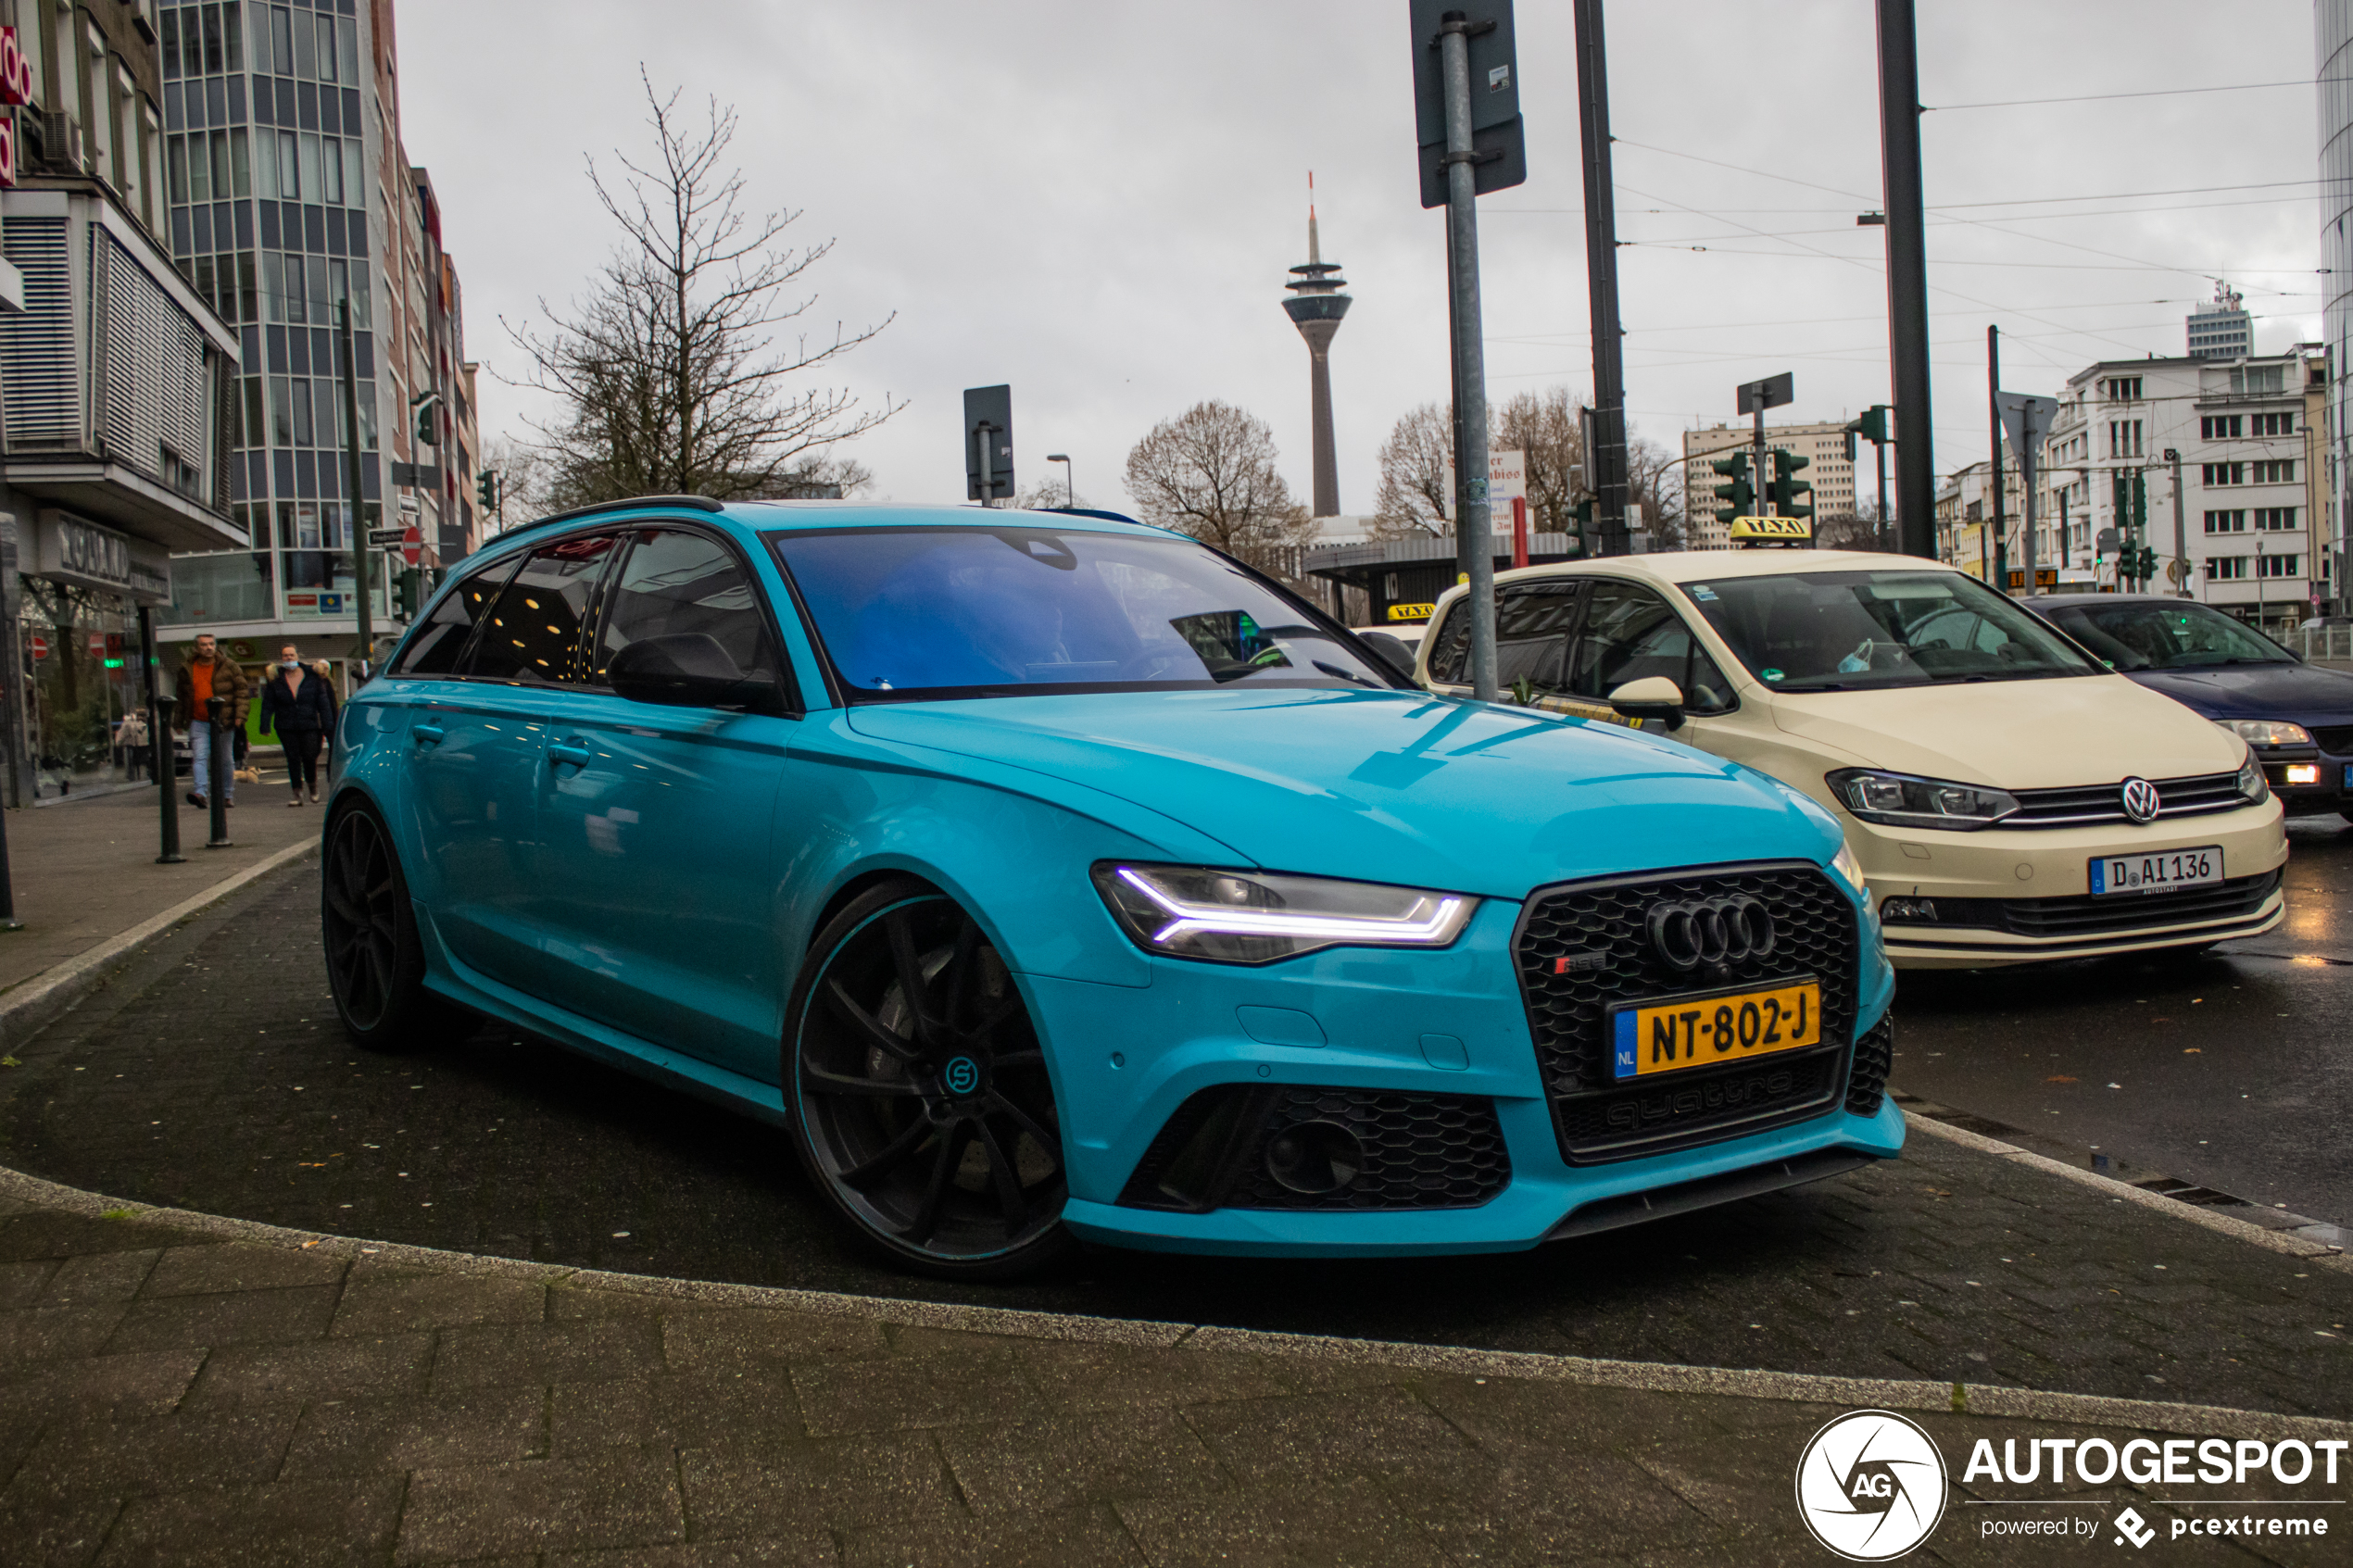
[
  {"left": 548, "top": 740, "right": 594, "bottom": 770},
  {"left": 412, "top": 723, "right": 446, "bottom": 747}
]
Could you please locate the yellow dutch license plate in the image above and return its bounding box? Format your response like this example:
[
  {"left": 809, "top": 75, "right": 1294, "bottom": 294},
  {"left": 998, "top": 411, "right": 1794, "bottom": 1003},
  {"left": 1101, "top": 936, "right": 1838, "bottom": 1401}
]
[{"left": 1610, "top": 980, "right": 1822, "bottom": 1081}]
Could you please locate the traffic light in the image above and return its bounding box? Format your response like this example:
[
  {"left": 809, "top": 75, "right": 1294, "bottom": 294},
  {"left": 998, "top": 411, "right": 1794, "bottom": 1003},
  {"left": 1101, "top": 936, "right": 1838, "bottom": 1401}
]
[
  {"left": 1770, "top": 448, "right": 1814, "bottom": 520},
  {"left": 476, "top": 470, "right": 499, "bottom": 512},
  {"left": 409, "top": 391, "right": 441, "bottom": 446},
  {"left": 2134, "top": 546, "right": 2158, "bottom": 584},
  {"left": 393, "top": 567, "right": 421, "bottom": 621},
  {"left": 1709, "top": 451, "right": 1754, "bottom": 525},
  {"left": 1855, "top": 406, "right": 1891, "bottom": 445}
]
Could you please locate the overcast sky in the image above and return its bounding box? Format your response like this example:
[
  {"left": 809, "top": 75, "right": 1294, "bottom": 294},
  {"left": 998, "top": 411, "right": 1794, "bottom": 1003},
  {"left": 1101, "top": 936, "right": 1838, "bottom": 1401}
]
[{"left": 396, "top": 0, "right": 2324, "bottom": 514}]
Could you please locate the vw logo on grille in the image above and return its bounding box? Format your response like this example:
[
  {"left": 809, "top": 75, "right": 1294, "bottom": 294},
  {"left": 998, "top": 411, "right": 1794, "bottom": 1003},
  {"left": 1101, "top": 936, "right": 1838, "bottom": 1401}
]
[
  {"left": 2120, "top": 776, "right": 2162, "bottom": 824},
  {"left": 941, "top": 1056, "right": 981, "bottom": 1096},
  {"left": 1645, "top": 895, "right": 1776, "bottom": 972}
]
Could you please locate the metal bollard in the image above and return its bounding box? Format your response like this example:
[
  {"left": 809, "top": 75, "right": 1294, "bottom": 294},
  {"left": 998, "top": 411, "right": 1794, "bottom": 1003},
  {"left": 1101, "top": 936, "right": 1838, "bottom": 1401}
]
[
  {"left": 204, "top": 696, "right": 233, "bottom": 848},
  {"left": 154, "top": 693, "right": 182, "bottom": 863}
]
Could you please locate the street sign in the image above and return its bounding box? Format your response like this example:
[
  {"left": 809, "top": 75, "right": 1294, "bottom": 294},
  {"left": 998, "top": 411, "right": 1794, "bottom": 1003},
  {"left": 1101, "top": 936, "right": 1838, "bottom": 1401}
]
[
  {"left": 1995, "top": 392, "right": 2058, "bottom": 462},
  {"left": 402, "top": 523, "right": 422, "bottom": 568},
  {"left": 366, "top": 528, "right": 404, "bottom": 546},
  {"left": 1736, "top": 373, "right": 1794, "bottom": 415},
  {"left": 1489, "top": 449, "right": 1526, "bottom": 502},
  {"left": 2095, "top": 527, "right": 2120, "bottom": 553},
  {"left": 963, "top": 384, "right": 1013, "bottom": 504},
  {"left": 2168, "top": 557, "right": 2192, "bottom": 585},
  {"left": 1409, "top": 0, "right": 1525, "bottom": 208},
  {"left": 27, "top": 633, "right": 45, "bottom": 660}
]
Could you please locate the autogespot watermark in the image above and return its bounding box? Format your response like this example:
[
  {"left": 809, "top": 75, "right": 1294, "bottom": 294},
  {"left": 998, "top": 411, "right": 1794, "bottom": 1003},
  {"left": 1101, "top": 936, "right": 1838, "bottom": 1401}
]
[{"left": 1795, "top": 1411, "right": 2347, "bottom": 1557}]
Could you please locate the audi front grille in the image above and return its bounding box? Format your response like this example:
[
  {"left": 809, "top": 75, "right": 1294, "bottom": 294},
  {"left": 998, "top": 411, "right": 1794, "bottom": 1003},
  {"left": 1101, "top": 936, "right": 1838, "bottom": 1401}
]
[{"left": 1511, "top": 861, "right": 1863, "bottom": 1165}]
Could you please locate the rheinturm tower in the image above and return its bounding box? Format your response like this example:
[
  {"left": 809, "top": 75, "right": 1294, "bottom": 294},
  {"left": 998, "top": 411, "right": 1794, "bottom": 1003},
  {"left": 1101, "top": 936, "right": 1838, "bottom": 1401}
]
[{"left": 1283, "top": 182, "right": 1353, "bottom": 517}]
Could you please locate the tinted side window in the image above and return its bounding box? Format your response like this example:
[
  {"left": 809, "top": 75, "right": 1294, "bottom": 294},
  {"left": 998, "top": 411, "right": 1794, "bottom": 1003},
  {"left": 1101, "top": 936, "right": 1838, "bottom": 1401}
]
[
  {"left": 594, "top": 528, "right": 783, "bottom": 694},
  {"left": 1568, "top": 582, "right": 1737, "bottom": 715},
  {"left": 1426, "top": 582, "right": 1581, "bottom": 688},
  {"left": 393, "top": 554, "right": 520, "bottom": 676},
  {"left": 464, "top": 534, "right": 621, "bottom": 684}
]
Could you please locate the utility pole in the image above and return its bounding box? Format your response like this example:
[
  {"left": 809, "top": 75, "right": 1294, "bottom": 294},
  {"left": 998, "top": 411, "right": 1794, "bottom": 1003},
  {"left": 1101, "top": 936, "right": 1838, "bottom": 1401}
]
[
  {"left": 1572, "top": 0, "right": 1629, "bottom": 558},
  {"left": 341, "top": 300, "right": 372, "bottom": 680},
  {"left": 1876, "top": 0, "right": 1935, "bottom": 556},
  {"left": 1988, "top": 326, "right": 2007, "bottom": 592}
]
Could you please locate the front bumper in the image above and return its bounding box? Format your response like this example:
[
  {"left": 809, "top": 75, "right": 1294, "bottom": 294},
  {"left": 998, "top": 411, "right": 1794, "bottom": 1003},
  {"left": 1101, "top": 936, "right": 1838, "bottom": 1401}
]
[
  {"left": 1852, "top": 800, "right": 2287, "bottom": 968},
  {"left": 1031, "top": 896, "right": 1902, "bottom": 1258},
  {"left": 2259, "top": 748, "right": 2353, "bottom": 813}
]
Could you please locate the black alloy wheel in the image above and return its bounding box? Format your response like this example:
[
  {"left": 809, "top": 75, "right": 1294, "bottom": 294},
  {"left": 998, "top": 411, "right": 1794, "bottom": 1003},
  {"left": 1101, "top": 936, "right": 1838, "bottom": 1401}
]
[
  {"left": 786, "top": 880, "right": 1071, "bottom": 1279},
  {"left": 321, "top": 802, "right": 465, "bottom": 1050}
]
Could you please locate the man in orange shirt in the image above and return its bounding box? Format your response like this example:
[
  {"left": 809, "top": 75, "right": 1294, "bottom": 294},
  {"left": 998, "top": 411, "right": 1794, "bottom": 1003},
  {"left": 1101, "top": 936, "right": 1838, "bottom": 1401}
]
[{"left": 173, "top": 633, "right": 251, "bottom": 809}]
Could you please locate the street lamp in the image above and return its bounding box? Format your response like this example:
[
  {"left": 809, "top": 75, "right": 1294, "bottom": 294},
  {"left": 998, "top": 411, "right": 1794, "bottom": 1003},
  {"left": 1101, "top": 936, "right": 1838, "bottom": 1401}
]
[{"left": 1046, "top": 454, "right": 1073, "bottom": 508}]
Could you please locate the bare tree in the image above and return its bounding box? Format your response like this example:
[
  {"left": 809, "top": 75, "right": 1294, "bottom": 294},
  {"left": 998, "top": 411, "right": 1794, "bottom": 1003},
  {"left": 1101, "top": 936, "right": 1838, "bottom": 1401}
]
[
  {"left": 1814, "top": 512, "right": 1879, "bottom": 550},
  {"left": 1628, "top": 435, "right": 1687, "bottom": 549},
  {"left": 1373, "top": 402, "right": 1453, "bottom": 539},
  {"left": 1124, "top": 401, "right": 1314, "bottom": 573},
  {"left": 504, "top": 72, "right": 900, "bottom": 508},
  {"left": 1491, "top": 387, "right": 1588, "bottom": 535},
  {"left": 478, "top": 435, "right": 555, "bottom": 534},
  {"left": 1013, "top": 476, "right": 1092, "bottom": 512},
  {"left": 748, "top": 454, "right": 875, "bottom": 500}
]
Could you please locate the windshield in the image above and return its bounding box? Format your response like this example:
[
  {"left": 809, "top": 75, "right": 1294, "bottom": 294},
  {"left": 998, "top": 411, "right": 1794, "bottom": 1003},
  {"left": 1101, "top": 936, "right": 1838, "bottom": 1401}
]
[
  {"left": 2039, "top": 600, "right": 2293, "bottom": 671},
  {"left": 1680, "top": 569, "right": 2102, "bottom": 693},
  {"left": 771, "top": 526, "right": 1395, "bottom": 700}
]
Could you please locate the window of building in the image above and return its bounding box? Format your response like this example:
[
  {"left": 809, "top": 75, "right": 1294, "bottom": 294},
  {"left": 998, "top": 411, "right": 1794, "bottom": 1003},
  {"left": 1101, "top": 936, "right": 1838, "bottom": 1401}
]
[
  {"left": 2102, "top": 377, "right": 2143, "bottom": 401},
  {"left": 2230, "top": 365, "right": 2287, "bottom": 395},
  {"left": 2203, "top": 462, "right": 2246, "bottom": 487},
  {"left": 2201, "top": 415, "right": 2243, "bottom": 440},
  {"left": 2253, "top": 411, "right": 2295, "bottom": 436},
  {"left": 2258, "top": 554, "right": 2301, "bottom": 578},
  {"left": 270, "top": 6, "right": 293, "bottom": 77},
  {"left": 2208, "top": 557, "right": 2249, "bottom": 581},
  {"left": 2252, "top": 459, "right": 2296, "bottom": 483},
  {"left": 2254, "top": 508, "right": 2297, "bottom": 531},
  {"left": 2108, "top": 420, "right": 2144, "bottom": 458},
  {"left": 2204, "top": 510, "right": 2246, "bottom": 533}
]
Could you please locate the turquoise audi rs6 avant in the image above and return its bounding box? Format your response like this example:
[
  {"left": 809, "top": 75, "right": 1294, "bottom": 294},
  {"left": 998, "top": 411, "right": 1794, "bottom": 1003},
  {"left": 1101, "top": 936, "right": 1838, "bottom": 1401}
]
[{"left": 321, "top": 498, "right": 1900, "bottom": 1277}]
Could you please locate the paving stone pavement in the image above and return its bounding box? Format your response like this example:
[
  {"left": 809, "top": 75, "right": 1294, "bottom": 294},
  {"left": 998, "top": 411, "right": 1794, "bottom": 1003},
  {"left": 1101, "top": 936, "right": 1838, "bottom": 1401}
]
[{"left": 1, "top": 1185, "right": 2349, "bottom": 1567}]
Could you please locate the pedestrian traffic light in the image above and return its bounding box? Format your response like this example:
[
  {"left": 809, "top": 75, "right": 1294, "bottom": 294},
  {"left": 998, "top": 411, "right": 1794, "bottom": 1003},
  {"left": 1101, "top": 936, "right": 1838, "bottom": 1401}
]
[
  {"left": 1770, "top": 448, "right": 1814, "bottom": 521},
  {"left": 476, "top": 470, "right": 498, "bottom": 512},
  {"left": 1709, "top": 451, "right": 1754, "bottom": 525}
]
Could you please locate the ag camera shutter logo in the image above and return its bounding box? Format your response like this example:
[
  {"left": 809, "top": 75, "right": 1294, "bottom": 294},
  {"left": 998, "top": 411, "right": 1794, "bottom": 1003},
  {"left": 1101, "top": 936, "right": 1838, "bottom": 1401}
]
[{"left": 1795, "top": 1410, "right": 1948, "bottom": 1561}]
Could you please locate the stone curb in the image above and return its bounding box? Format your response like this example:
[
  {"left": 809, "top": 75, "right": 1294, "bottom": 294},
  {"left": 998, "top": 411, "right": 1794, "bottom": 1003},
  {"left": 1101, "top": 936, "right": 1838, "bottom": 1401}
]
[
  {"left": 1904, "top": 1110, "right": 2353, "bottom": 1275},
  {"left": 0, "top": 834, "right": 319, "bottom": 1054},
  {"left": 3, "top": 1159, "right": 2345, "bottom": 1446}
]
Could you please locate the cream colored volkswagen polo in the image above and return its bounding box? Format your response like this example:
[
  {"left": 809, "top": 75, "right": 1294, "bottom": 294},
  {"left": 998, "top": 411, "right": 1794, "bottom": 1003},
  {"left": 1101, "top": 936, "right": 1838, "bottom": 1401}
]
[{"left": 1415, "top": 540, "right": 2286, "bottom": 968}]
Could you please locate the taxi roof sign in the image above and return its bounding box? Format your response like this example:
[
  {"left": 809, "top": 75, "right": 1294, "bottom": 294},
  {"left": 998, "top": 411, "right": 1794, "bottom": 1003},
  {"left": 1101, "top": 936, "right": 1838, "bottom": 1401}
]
[
  {"left": 1387, "top": 602, "right": 1437, "bottom": 622},
  {"left": 1728, "top": 515, "right": 1811, "bottom": 546}
]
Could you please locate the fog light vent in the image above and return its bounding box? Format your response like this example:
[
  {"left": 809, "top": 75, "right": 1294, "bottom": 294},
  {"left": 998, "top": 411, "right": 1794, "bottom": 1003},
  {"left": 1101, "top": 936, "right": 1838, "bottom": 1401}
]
[
  {"left": 1879, "top": 897, "right": 1937, "bottom": 924},
  {"left": 1265, "top": 1121, "right": 1363, "bottom": 1195}
]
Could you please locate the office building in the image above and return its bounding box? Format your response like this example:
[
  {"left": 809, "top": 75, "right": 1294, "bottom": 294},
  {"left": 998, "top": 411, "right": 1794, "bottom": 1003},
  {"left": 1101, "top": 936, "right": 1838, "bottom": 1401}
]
[
  {"left": 1679, "top": 421, "right": 1858, "bottom": 551},
  {"left": 2186, "top": 282, "right": 2253, "bottom": 360}
]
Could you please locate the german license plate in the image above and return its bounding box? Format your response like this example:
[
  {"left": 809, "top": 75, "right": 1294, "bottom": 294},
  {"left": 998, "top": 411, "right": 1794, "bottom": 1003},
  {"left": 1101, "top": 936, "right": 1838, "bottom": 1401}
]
[
  {"left": 2088, "top": 846, "right": 2221, "bottom": 897},
  {"left": 1610, "top": 980, "right": 1823, "bottom": 1081}
]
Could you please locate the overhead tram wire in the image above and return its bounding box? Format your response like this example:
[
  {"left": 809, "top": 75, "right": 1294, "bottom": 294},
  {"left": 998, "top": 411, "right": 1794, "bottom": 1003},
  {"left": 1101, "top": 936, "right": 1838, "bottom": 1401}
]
[{"left": 1924, "top": 78, "right": 2353, "bottom": 112}]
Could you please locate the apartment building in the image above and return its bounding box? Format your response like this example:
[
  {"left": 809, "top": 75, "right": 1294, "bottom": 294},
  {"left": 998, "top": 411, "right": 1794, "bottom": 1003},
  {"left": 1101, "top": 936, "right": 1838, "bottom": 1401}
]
[{"left": 1678, "top": 420, "right": 1859, "bottom": 551}]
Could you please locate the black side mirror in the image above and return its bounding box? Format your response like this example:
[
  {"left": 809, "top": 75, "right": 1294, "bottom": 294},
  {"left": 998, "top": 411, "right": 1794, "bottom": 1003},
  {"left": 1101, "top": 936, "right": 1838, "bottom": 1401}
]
[
  {"left": 1357, "top": 630, "right": 1417, "bottom": 681},
  {"left": 608, "top": 633, "right": 782, "bottom": 713}
]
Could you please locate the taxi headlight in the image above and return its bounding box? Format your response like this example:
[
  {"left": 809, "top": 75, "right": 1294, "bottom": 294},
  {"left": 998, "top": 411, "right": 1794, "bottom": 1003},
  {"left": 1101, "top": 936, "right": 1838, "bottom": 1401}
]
[
  {"left": 2216, "top": 719, "right": 2311, "bottom": 748},
  {"left": 1824, "top": 769, "right": 2019, "bottom": 831},
  {"left": 2236, "top": 751, "right": 2269, "bottom": 805},
  {"left": 1828, "top": 841, "right": 1868, "bottom": 898},
  {"left": 1092, "top": 863, "right": 1478, "bottom": 965}
]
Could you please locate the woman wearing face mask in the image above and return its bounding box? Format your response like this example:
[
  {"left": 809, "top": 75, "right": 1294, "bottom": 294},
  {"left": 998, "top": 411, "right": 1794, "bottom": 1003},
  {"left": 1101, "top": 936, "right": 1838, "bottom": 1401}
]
[{"left": 257, "top": 644, "right": 337, "bottom": 805}]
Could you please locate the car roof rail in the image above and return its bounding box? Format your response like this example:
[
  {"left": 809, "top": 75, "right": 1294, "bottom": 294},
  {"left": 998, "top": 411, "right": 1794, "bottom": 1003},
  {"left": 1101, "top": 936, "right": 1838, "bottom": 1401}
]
[{"left": 513, "top": 495, "right": 729, "bottom": 533}]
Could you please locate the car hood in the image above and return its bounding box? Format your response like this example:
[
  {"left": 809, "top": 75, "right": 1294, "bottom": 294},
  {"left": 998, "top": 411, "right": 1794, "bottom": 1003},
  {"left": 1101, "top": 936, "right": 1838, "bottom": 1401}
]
[
  {"left": 845, "top": 689, "right": 1841, "bottom": 898},
  {"left": 2124, "top": 661, "right": 2353, "bottom": 724},
  {"left": 1764, "top": 672, "right": 2245, "bottom": 787}
]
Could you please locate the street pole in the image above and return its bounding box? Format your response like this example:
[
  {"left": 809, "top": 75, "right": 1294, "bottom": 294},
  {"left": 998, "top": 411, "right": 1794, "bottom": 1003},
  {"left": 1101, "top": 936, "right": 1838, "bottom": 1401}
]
[
  {"left": 340, "top": 300, "right": 373, "bottom": 682},
  {"left": 1876, "top": 434, "right": 1889, "bottom": 551},
  {"left": 204, "top": 696, "right": 231, "bottom": 848},
  {"left": 1572, "top": 0, "right": 1629, "bottom": 558},
  {"left": 1988, "top": 326, "right": 2007, "bottom": 593},
  {"left": 2166, "top": 447, "right": 2188, "bottom": 598},
  {"left": 1440, "top": 16, "right": 1497, "bottom": 701},
  {"left": 1752, "top": 408, "right": 1769, "bottom": 518},
  {"left": 143, "top": 608, "right": 181, "bottom": 864},
  {"left": 2020, "top": 439, "right": 2037, "bottom": 596},
  {"left": 1876, "top": 0, "right": 1934, "bottom": 556}
]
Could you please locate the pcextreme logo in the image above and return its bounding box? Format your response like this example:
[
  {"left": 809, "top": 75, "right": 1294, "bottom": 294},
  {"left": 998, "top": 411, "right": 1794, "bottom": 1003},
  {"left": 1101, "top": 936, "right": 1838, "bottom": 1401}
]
[{"left": 1795, "top": 1410, "right": 1949, "bottom": 1561}]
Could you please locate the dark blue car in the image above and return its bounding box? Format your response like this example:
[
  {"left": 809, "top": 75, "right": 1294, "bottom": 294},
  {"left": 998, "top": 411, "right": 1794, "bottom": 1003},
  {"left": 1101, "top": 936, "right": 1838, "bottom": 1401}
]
[{"left": 2032, "top": 594, "right": 2353, "bottom": 821}]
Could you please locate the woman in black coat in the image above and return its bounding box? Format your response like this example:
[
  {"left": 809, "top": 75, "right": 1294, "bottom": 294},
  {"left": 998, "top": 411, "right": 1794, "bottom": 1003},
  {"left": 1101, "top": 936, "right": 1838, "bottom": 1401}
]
[{"left": 257, "top": 644, "right": 337, "bottom": 805}]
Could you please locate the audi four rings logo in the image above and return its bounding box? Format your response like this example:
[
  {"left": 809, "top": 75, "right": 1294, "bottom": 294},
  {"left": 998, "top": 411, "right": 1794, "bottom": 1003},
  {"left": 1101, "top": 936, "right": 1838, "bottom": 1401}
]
[
  {"left": 1646, "top": 895, "right": 1776, "bottom": 971},
  {"left": 2120, "top": 776, "right": 2161, "bottom": 823}
]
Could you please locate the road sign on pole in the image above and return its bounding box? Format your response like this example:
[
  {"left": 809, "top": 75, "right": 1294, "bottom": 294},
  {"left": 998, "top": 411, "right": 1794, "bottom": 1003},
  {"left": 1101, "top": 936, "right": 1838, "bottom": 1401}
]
[
  {"left": 1410, "top": 0, "right": 1521, "bottom": 702},
  {"left": 1736, "top": 374, "right": 1793, "bottom": 512},
  {"left": 963, "top": 385, "right": 1013, "bottom": 506},
  {"left": 402, "top": 523, "right": 422, "bottom": 568},
  {"left": 1996, "top": 392, "right": 2059, "bottom": 595}
]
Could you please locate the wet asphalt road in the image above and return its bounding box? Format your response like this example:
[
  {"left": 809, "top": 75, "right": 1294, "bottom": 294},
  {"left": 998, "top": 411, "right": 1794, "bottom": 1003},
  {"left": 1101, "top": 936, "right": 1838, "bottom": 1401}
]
[{"left": 1890, "top": 812, "right": 2353, "bottom": 1226}]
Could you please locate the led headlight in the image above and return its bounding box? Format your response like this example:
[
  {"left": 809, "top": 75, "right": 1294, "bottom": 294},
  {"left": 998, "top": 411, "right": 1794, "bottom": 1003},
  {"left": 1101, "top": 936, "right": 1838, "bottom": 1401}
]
[
  {"left": 1092, "top": 863, "right": 1477, "bottom": 965},
  {"left": 2236, "top": 750, "right": 2270, "bottom": 805},
  {"left": 1828, "top": 841, "right": 1868, "bottom": 898},
  {"left": 1824, "top": 769, "right": 2020, "bottom": 832},
  {"left": 2215, "top": 719, "right": 2311, "bottom": 748}
]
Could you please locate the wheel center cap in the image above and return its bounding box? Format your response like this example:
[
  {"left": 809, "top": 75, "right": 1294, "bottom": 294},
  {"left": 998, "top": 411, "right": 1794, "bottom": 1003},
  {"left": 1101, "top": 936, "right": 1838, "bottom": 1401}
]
[{"left": 940, "top": 1055, "right": 982, "bottom": 1098}]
